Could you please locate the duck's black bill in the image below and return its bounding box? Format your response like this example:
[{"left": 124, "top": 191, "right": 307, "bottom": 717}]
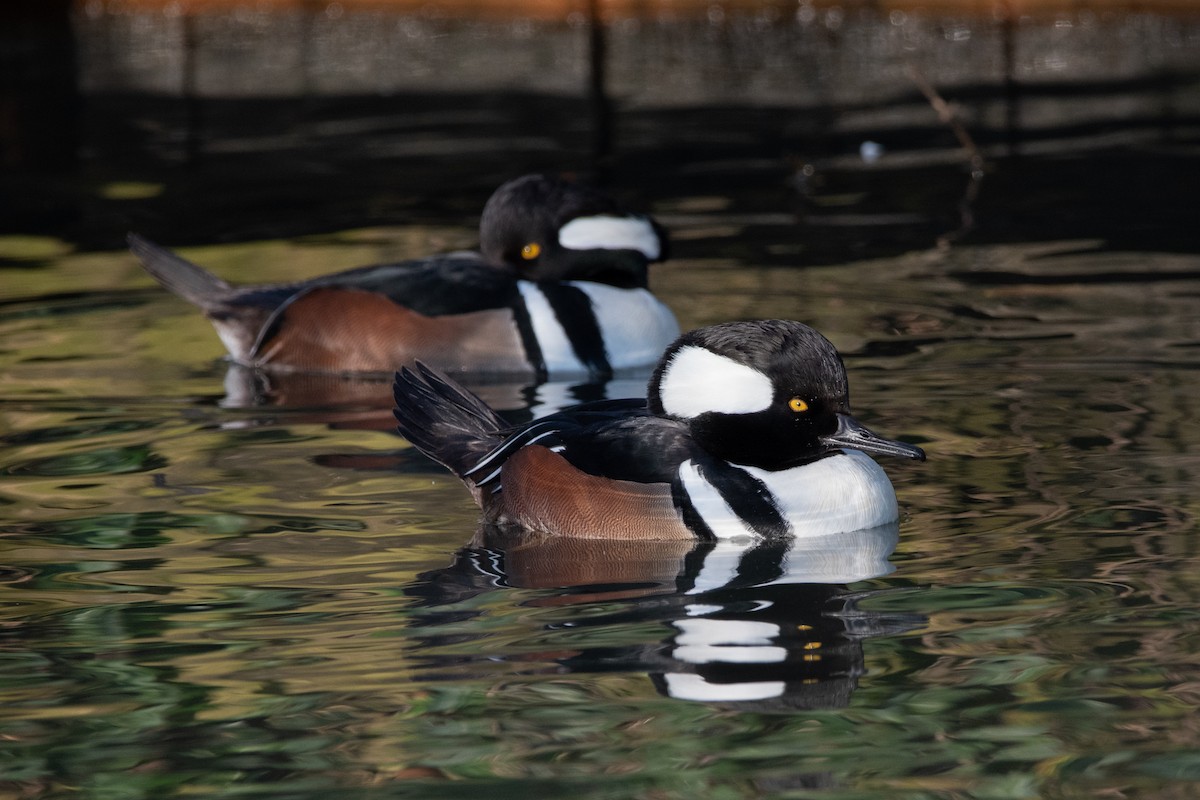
[{"left": 823, "top": 414, "right": 926, "bottom": 461}]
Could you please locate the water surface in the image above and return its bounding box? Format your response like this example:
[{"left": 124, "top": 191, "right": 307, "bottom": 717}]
[{"left": 3, "top": 220, "right": 1200, "bottom": 798}]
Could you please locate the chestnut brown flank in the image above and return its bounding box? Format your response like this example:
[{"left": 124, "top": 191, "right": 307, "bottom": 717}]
[
  {"left": 252, "top": 287, "right": 531, "bottom": 374},
  {"left": 488, "top": 446, "right": 695, "bottom": 541}
]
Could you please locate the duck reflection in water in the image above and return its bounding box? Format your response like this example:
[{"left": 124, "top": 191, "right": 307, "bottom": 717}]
[
  {"left": 218, "top": 362, "right": 649, "bottom": 435},
  {"left": 405, "top": 522, "right": 926, "bottom": 711},
  {"left": 215, "top": 366, "right": 655, "bottom": 475}
]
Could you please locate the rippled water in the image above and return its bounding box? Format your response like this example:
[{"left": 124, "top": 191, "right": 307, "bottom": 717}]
[{"left": 3, "top": 219, "right": 1200, "bottom": 798}]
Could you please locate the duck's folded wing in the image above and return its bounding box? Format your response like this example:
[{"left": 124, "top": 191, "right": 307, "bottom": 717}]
[
  {"left": 310, "top": 254, "right": 519, "bottom": 316},
  {"left": 467, "top": 407, "right": 695, "bottom": 489}
]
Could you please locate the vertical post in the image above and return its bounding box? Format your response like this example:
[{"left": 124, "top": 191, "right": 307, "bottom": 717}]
[
  {"left": 999, "top": 0, "right": 1019, "bottom": 156},
  {"left": 587, "top": 0, "right": 613, "bottom": 181},
  {"left": 301, "top": 0, "right": 321, "bottom": 108},
  {"left": 182, "top": 11, "right": 203, "bottom": 166}
]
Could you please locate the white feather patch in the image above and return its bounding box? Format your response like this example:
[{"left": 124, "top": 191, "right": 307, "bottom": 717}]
[
  {"left": 685, "top": 540, "right": 760, "bottom": 595},
  {"left": 662, "top": 673, "right": 786, "bottom": 702},
  {"left": 682, "top": 525, "right": 897, "bottom": 589},
  {"left": 571, "top": 282, "right": 680, "bottom": 371},
  {"left": 659, "top": 346, "right": 774, "bottom": 419},
  {"left": 677, "top": 451, "right": 901, "bottom": 540},
  {"left": 673, "top": 618, "right": 785, "bottom": 653},
  {"left": 738, "top": 450, "right": 900, "bottom": 537},
  {"left": 761, "top": 524, "right": 898, "bottom": 584},
  {"left": 516, "top": 282, "right": 586, "bottom": 373},
  {"left": 557, "top": 215, "right": 661, "bottom": 260},
  {"left": 677, "top": 459, "right": 761, "bottom": 541}
]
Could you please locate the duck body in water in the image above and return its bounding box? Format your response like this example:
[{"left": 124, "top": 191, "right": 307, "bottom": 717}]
[
  {"left": 129, "top": 174, "right": 678, "bottom": 380},
  {"left": 393, "top": 319, "right": 926, "bottom": 540}
]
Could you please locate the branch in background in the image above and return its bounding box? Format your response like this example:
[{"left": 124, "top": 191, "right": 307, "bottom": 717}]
[{"left": 906, "top": 64, "right": 986, "bottom": 247}]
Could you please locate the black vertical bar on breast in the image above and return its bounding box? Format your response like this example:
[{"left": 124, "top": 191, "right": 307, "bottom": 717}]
[
  {"left": 537, "top": 283, "right": 612, "bottom": 380},
  {"left": 1000, "top": 0, "right": 1020, "bottom": 157},
  {"left": 728, "top": 539, "right": 790, "bottom": 589},
  {"left": 511, "top": 290, "right": 547, "bottom": 382},
  {"left": 698, "top": 458, "right": 791, "bottom": 540},
  {"left": 674, "top": 539, "right": 718, "bottom": 594},
  {"left": 671, "top": 475, "right": 717, "bottom": 544}
]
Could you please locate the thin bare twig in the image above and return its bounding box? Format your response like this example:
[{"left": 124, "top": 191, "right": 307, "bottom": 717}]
[{"left": 906, "top": 63, "right": 987, "bottom": 246}]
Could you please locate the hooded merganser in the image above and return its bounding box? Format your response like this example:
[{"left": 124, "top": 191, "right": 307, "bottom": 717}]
[
  {"left": 128, "top": 174, "right": 678, "bottom": 380},
  {"left": 393, "top": 319, "right": 926, "bottom": 540}
]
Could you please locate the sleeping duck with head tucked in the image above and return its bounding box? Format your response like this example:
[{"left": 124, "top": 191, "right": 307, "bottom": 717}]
[
  {"left": 393, "top": 319, "right": 926, "bottom": 540},
  {"left": 129, "top": 173, "right": 678, "bottom": 381}
]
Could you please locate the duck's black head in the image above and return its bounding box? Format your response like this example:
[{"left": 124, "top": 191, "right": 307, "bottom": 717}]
[
  {"left": 478, "top": 173, "right": 666, "bottom": 289},
  {"left": 647, "top": 320, "right": 926, "bottom": 470}
]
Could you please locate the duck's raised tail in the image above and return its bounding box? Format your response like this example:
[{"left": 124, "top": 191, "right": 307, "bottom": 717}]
[
  {"left": 128, "top": 233, "right": 234, "bottom": 311},
  {"left": 393, "top": 362, "right": 509, "bottom": 481}
]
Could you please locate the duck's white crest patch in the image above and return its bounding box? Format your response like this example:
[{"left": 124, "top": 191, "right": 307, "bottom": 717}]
[
  {"left": 516, "top": 282, "right": 586, "bottom": 374},
  {"left": 571, "top": 282, "right": 680, "bottom": 371},
  {"left": 558, "top": 214, "right": 661, "bottom": 260},
  {"left": 738, "top": 450, "right": 900, "bottom": 537},
  {"left": 659, "top": 346, "right": 774, "bottom": 418},
  {"left": 663, "top": 673, "right": 785, "bottom": 702}
]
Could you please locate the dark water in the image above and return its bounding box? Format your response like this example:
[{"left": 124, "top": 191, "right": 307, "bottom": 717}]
[{"left": 4, "top": 3, "right": 1200, "bottom": 799}]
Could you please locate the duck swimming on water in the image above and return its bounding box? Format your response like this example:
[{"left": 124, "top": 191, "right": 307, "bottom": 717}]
[
  {"left": 129, "top": 174, "right": 678, "bottom": 380},
  {"left": 393, "top": 319, "right": 925, "bottom": 540}
]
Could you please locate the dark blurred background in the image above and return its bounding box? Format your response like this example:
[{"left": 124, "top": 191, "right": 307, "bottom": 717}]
[{"left": 3, "top": 0, "right": 1199, "bottom": 263}]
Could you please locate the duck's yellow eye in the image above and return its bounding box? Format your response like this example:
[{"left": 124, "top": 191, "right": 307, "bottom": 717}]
[
  {"left": 520, "top": 242, "right": 541, "bottom": 260},
  {"left": 788, "top": 397, "right": 809, "bottom": 413}
]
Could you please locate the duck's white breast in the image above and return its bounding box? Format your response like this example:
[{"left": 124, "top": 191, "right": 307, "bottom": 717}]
[
  {"left": 516, "top": 281, "right": 679, "bottom": 375},
  {"left": 572, "top": 282, "right": 680, "bottom": 370},
  {"left": 680, "top": 450, "right": 901, "bottom": 539},
  {"left": 742, "top": 450, "right": 900, "bottom": 537}
]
